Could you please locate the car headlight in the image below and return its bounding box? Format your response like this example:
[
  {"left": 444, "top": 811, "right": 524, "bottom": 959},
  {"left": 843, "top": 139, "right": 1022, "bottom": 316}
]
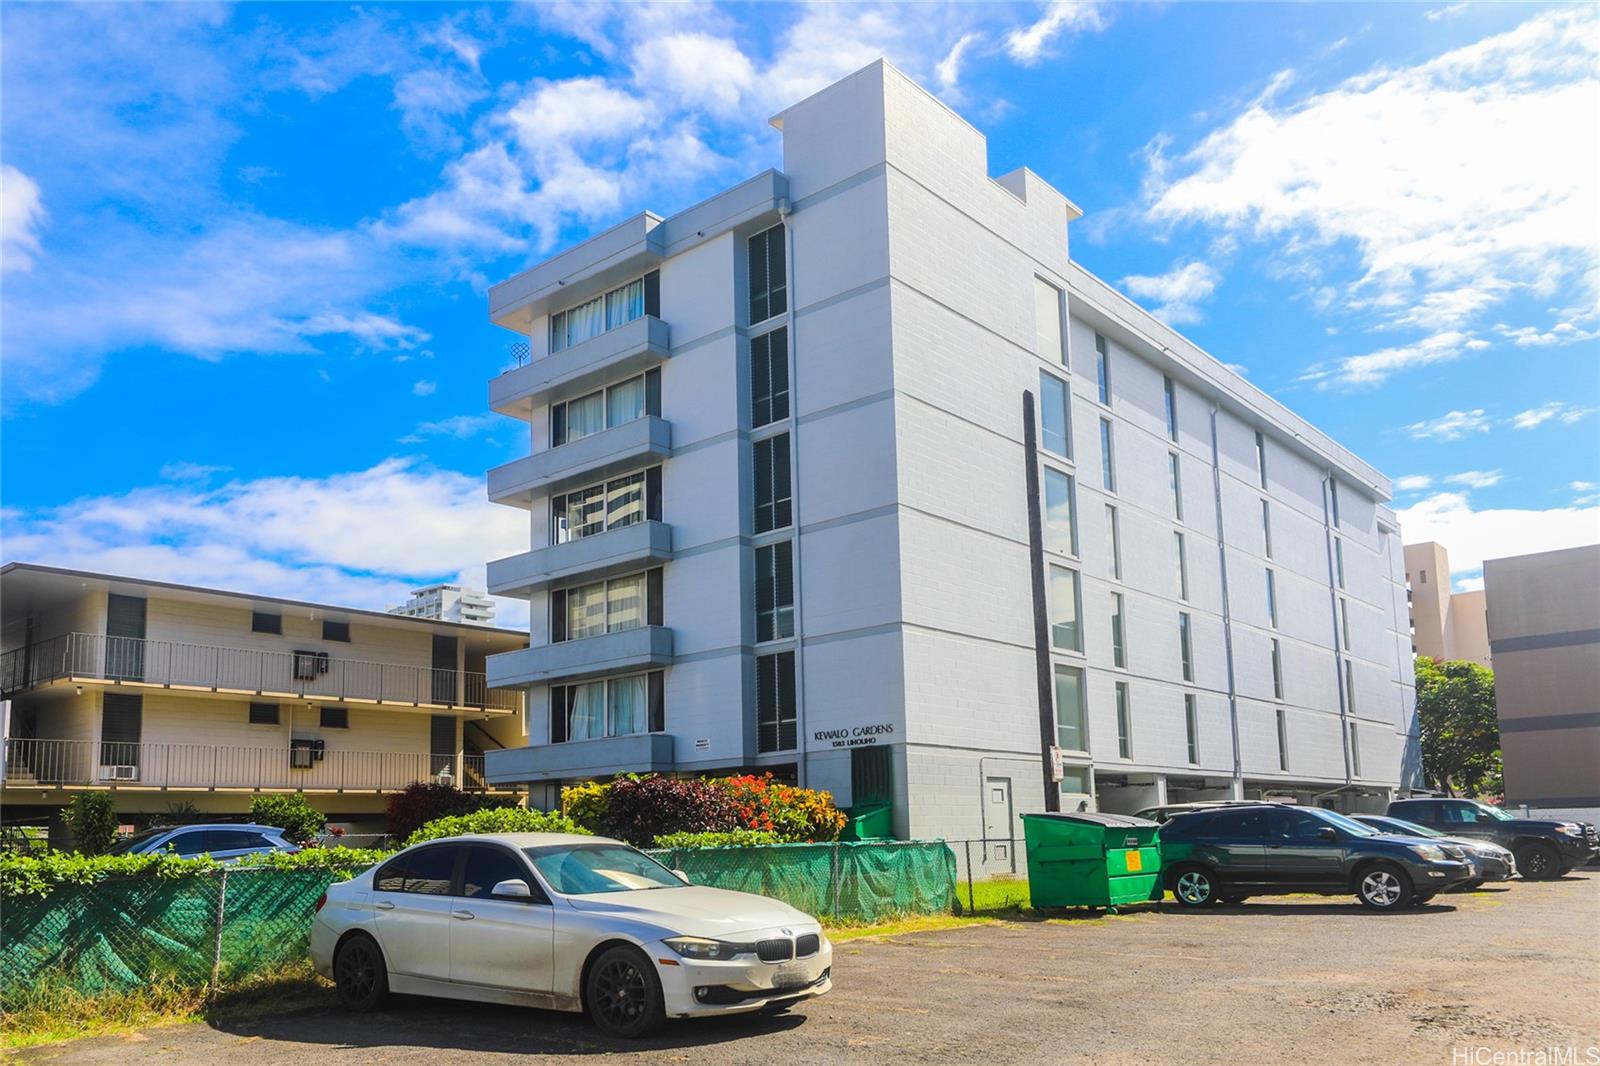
[
  {"left": 1556, "top": 824, "right": 1582, "bottom": 836},
  {"left": 1410, "top": 844, "right": 1447, "bottom": 862},
  {"left": 663, "top": 937, "right": 747, "bottom": 961}
]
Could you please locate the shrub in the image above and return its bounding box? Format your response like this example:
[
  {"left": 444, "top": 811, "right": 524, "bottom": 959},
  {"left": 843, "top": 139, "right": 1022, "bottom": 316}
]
[
  {"left": 0, "top": 846, "right": 389, "bottom": 899},
  {"left": 720, "top": 774, "right": 846, "bottom": 842},
  {"left": 161, "top": 801, "right": 203, "bottom": 825},
  {"left": 599, "top": 776, "right": 739, "bottom": 847},
  {"left": 63, "top": 793, "right": 119, "bottom": 856},
  {"left": 406, "top": 807, "right": 589, "bottom": 846},
  {"left": 651, "top": 829, "right": 782, "bottom": 849},
  {"left": 249, "top": 794, "right": 325, "bottom": 845},
  {"left": 561, "top": 779, "right": 612, "bottom": 832},
  {"left": 385, "top": 783, "right": 515, "bottom": 843}
]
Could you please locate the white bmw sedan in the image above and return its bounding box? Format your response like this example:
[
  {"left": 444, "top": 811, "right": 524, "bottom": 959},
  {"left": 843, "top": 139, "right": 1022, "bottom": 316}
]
[{"left": 310, "top": 832, "right": 832, "bottom": 1038}]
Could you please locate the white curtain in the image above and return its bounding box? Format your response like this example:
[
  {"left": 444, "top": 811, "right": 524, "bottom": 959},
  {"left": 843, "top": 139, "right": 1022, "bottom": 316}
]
[
  {"left": 606, "top": 279, "right": 645, "bottom": 330},
  {"left": 564, "top": 391, "right": 605, "bottom": 442},
  {"left": 568, "top": 681, "right": 605, "bottom": 740},
  {"left": 605, "top": 472, "right": 644, "bottom": 530},
  {"left": 606, "top": 375, "right": 645, "bottom": 428},
  {"left": 606, "top": 574, "right": 645, "bottom": 633},
  {"left": 567, "top": 582, "right": 607, "bottom": 640},
  {"left": 566, "top": 296, "right": 606, "bottom": 349},
  {"left": 609, "top": 675, "right": 646, "bottom": 736}
]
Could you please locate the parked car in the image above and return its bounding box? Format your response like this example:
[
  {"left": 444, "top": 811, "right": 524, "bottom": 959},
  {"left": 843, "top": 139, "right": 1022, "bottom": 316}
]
[
  {"left": 1386, "top": 798, "right": 1598, "bottom": 881},
  {"left": 1133, "top": 800, "right": 1289, "bottom": 824},
  {"left": 107, "top": 823, "right": 297, "bottom": 862},
  {"left": 1351, "top": 814, "right": 1516, "bottom": 889},
  {"left": 310, "top": 832, "right": 833, "bottom": 1038},
  {"left": 1158, "top": 804, "right": 1475, "bottom": 910}
]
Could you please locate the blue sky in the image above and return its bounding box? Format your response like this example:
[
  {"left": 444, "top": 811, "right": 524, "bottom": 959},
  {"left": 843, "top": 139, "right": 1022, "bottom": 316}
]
[{"left": 2, "top": 1, "right": 1597, "bottom": 620}]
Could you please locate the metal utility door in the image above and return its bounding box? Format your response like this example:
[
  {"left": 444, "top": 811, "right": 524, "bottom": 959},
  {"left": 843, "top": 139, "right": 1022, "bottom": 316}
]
[
  {"left": 985, "top": 776, "right": 1016, "bottom": 869},
  {"left": 106, "top": 594, "right": 146, "bottom": 681}
]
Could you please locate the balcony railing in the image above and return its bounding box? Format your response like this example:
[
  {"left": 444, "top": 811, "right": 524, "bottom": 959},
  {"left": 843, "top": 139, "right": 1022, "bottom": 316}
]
[
  {"left": 0, "top": 633, "right": 521, "bottom": 713},
  {"left": 1, "top": 738, "right": 511, "bottom": 793}
]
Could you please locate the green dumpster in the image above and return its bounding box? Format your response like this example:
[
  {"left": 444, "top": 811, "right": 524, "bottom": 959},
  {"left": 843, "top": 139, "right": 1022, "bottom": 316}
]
[
  {"left": 839, "top": 802, "right": 894, "bottom": 841},
  {"left": 1021, "top": 811, "right": 1162, "bottom": 909}
]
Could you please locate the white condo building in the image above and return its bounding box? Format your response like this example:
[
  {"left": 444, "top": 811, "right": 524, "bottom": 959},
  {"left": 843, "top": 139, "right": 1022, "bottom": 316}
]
[
  {"left": 389, "top": 584, "right": 498, "bottom": 626},
  {"left": 480, "top": 62, "right": 1419, "bottom": 852}
]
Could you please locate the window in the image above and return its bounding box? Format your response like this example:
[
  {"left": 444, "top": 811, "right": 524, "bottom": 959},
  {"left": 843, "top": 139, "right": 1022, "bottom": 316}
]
[
  {"left": 551, "top": 468, "right": 661, "bottom": 544},
  {"left": 1265, "top": 568, "right": 1278, "bottom": 628},
  {"left": 1349, "top": 721, "right": 1361, "bottom": 778},
  {"left": 550, "top": 671, "right": 663, "bottom": 742},
  {"left": 208, "top": 829, "right": 271, "bottom": 853},
  {"left": 1034, "top": 278, "right": 1064, "bottom": 363},
  {"left": 1340, "top": 598, "right": 1352, "bottom": 650},
  {"left": 749, "top": 224, "right": 787, "bottom": 324},
  {"left": 1044, "top": 468, "right": 1078, "bottom": 555},
  {"left": 1110, "top": 593, "right": 1126, "bottom": 668},
  {"left": 552, "top": 570, "right": 660, "bottom": 642},
  {"left": 320, "top": 706, "right": 348, "bottom": 729},
  {"left": 1115, "top": 681, "right": 1131, "bottom": 759},
  {"left": 1163, "top": 376, "right": 1178, "bottom": 441},
  {"left": 1204, "top": 809, "right": 1268, "bottom": 840},
  {"left": 1329, "top": 479, "right": 1342, "bottom": 528},
  {"left": 1105, "top": 505, "right": 1122, "bottom": 580},
  {"left": 1261, "top": 499, "right": 1273, "bottom": 559},
  {"left": 1178, "top": 612, "right": 1194, "bottom": 682},
  {"left": 463, "top": 845, "right": 540, "bottom": 901},
  {"left": 1344, "top": 658, "right": 1357, "bottom": 714},
  {"left": 251, "top": 611, "right": 282, "bottom": 635},
  {"left": 1054, "top": 664, "right": 1087, "bottom": 751},
  {"left": 1418, "top": 567, "right": 1427, "bottom": 585},
  {"left": 1254, "top": 431, "right": 1268, "bottom": 489},
  {"left": 1276, "top": 707, "right": 1290, "bottom": 771},
  {"left": 322, "top": 620, "right": 350, "bottom": 642},
  {"left": 750, "top": 327, "right": 789, "bottom": 427},
  {"left": 756, "top": 651, "right": 797, "bottom": 752},
  {"left": 1168, "top": 452, "right": 1184, "bottom": 521},
  {"left": 1049, "top": 565, "right": 1082, "bottom": 652},
  {"left": 1184, "top": 694, "right": 1199, "bottom": 764},
  {"left": 753, "top": 434, "right": 792, "bottom": 533},
  {"left": 1335, "top": 538, "right": 1347, "bottom": 589},
  {"left": 1175, "top": 532, "right": 1189, "bottom": 601},
  {"left": 755, "top": 541, "right": 795, "bottom": 642},
  {"left": 550, "top": 273, "right": 658, "bottom": 353},
  {"left": 375, "top": 845, "right": 459, "bottom": 895},
  {"left": 248, "top": 702, "right": 279, "bottom": 726},
  {"left": 167, "top": 831, "right": 211, "bottom": 857},
  {"left": 1099, "top": 418, "right": 1116, "bottom": 492},
  {"left": 1095, "top": 333, "right": 1111, "bottom": 405},
  {"left": 1271, "top": 638, "right": 1284, "bottom": 700},
  {"left": 1038, "top": 372, "right": 1071, "bottom": 457},
  {"left": 551, "top": 369, "right": 660, "bottom": 447}
]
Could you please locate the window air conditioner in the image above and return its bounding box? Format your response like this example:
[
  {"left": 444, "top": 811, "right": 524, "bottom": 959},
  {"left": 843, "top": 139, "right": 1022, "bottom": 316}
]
[
  {"left": 99, "top": 765, "right": 139, "bottom": 781},
  {"left": 289, "top": 738, "right": 325, "bottom": 769},
  {"left": 293, "top": 651, "right": 331, "bottom": 681}
]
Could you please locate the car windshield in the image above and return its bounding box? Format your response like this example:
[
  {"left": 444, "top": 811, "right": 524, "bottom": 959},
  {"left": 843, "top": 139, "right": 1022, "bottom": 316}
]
[
  {"left": 106, "top": 827, "right": 170, "bottom": 855},
  {"left": 1313, "top": 810, "right": 1377, "bottom": 836},
  {"left": 1380, "top": 818, "right": 1441, "bottom": 838},
  {"left": 1473, "top": 802, "right": 1515, "bottom": 822},
  {"left": 522, "top": 843, "right": 682, "bottom": 895}
]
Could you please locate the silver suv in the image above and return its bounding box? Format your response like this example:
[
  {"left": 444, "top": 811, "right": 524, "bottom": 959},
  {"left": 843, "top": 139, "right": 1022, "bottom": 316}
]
[{"left": 107, "top": 823, "right": 297, "bottom": 861}]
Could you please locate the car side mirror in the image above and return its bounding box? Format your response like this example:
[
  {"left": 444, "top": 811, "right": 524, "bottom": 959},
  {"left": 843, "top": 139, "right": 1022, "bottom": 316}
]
[
  {"left": 1317, "top": 827, "right": 1338, "bottom": 841},
  {"left": 490, "top": 878, "right": 533, "bottom": 900},
  {"left": 673, "top": 869, "right": 690, "bottom": 884}
]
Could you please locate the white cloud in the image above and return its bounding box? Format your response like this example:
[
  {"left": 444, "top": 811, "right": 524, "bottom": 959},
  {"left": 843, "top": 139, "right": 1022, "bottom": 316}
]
[
  {"left": 1118, "top": 260, "right": 1220, "bottom": 325},
  {"left": 1302, "top": 330, "right": 1489, "bottom": 389},
  {"left": 1, "top": 165, "right": 46, "bottom": 274},
  {"left": 1573, "top": 481, "right": 1598, "bottom": 492},
  {"left": 1493, "top": 321, "right": 1600, "bottom": 348},
  {"left": 1509, "top": 401, "right": 1597, "bottom": 429},
  {"left": 632, "top": 33, "right": 756, "bottom": 117},
  {"left": 1453, "top": 572, "right": 1485, "bottom": 593},
  {"left": 398, "top": 413, "right": 500, "bottom": 443},
  {"left": 1444, "top": 470, "right": 1503, "bottom": 490},
  {"left": 159, "top": 462, "right": 230, "bottom": 482},
  {"left": 0, "top": 459, "right": 530, "bottom": 625},
  {"left": 1144, "top": 8, "right": 1600, "bottom": 336},
  {"left": 1426, "top": 3, "right": 1468, "bottom": 21},
  {"left": 1402, "top": 408, "right": 1490, "bottom": 442},
  {"left": 1395, "top": 474, "right": 1434, "bottom": 492},
  {"left": 1005, "top": 2, "right": 1105, "bottom": 65},
  {"left": 1395, "top": 491, "right": 1600, "bottom": 577},
  {"left": 937, "top": 32, "right": 981, "bottom": 89},
  {"left": 412, "top": 379, "right": 438, "bottom": 397}
]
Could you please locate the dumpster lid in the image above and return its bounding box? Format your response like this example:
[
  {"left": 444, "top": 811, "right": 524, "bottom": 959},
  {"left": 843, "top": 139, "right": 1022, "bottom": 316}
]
[{"left": 1021, "top": 811, "right": 1160, "bottom": 829}]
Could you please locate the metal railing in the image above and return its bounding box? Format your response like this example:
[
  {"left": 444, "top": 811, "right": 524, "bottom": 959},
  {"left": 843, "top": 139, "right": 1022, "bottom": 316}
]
[
  {"left": 1, "top": 737, "right": 511, "bottom": 793},
  {"left": 0, "top": 633, "right": 520, "bottom": 712}
]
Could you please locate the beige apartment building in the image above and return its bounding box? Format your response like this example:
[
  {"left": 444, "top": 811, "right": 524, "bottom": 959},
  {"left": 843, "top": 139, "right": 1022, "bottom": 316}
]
[
  {"left": 1483, "top": 544, "right": 1600, "bottom": 817},
  {"left": 0, "top": 563, "right": 528, "bottom": 834},
  {"left": 1403, "top": 541, "right": 1490, "bottom": 666}
]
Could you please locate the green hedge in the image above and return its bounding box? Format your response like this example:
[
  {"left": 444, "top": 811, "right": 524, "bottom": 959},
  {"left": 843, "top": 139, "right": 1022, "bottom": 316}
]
[
  {"left": 0, "top": 847, "right": 388, "bottom": 900},
  {"left": 651, "top": 829, "right": 782, "bottom": 849},
  {"left": 404, "top": 806, "right": 588, "bottom": 845}
]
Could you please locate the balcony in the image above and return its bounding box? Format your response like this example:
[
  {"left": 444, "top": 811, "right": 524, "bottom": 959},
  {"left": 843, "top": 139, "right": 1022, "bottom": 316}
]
[
  {"left": 1, "top": 737, "right": 516, "bottom": 794},
  {"left": 487, "top": 626, "right": 674, "bottom": 688},
  {"left": 488, "top": 521, "right": 674, "bottom": 597},
  {"left": 487, "top": 416, "right": 671, "bottom": 509},
  {"left": 0, "top": 633, "right": 521, "bottom": 714},
  {"left": 485, "top": 733, "right": 674, "bottom": 785},
  {"left": 491, "top": 316, "right": 671, "bottom": 421}
]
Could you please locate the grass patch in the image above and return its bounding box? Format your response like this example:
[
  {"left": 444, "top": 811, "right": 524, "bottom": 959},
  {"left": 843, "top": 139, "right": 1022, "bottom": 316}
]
[{"left": 1, "top": 961, "right": 334, "bottom": 1050}]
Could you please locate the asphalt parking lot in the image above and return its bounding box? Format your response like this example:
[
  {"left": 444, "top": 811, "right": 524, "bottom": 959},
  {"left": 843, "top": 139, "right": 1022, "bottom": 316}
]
[{"left": 21, "top": 872, "right": 1600, "bottom": 1066}]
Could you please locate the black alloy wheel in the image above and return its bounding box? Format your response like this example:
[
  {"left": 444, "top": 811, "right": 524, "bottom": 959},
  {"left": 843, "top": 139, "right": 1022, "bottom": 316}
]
[
  {"left": 586, "top": 946, "right": 665, "bottom": 1039},
  {"left": 334, "top": 934, "right": 389, "bottom": 1012}
]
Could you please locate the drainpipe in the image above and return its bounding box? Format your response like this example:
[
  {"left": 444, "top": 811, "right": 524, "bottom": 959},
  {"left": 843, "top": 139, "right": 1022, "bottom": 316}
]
[
  {"left": 1208, "top": 405, "right": 1243, "bottom": 799},
  {"left": 1323, "top": 474, "right": 1354, "bottom": 787},
  {"left": 778, "top": 199, "right": 810, "bottom": 789},
  {"left": 1022, "top": 390, "right": 1062, "bottom": 813}
]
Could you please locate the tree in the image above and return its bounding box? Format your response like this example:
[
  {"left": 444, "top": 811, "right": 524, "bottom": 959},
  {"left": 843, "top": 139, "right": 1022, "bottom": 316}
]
[
  {"left": 250, "top": 794, "right": 326, "bottom": 845},
  {"left": 63, "top": 792, "right": 120, "bottom": 855},
  {"left": 1415, "top": 656, "right": 1502, "bottom": 797}
]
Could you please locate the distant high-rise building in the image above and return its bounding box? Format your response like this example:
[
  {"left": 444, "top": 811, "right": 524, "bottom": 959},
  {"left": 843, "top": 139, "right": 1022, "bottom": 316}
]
[
  {"left": 1402, "top": 541, "right": 1490, "bottom": 667},
  {"left": 389, "top": 584, "right": 497, "bottom": 626}
]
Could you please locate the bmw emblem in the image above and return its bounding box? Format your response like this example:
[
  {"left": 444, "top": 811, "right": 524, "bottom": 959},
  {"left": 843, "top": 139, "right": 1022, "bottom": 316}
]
[{"left": 781, "top": 928, "right": 793, "bottom": 936}]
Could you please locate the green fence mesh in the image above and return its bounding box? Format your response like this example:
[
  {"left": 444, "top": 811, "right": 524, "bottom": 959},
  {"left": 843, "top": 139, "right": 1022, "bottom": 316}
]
[
  {"left": 647, "top": 840, "right": 958, "bottom": 923},
  {"left": 0, "top": 841, "right": 956, "bottom": 1005}
]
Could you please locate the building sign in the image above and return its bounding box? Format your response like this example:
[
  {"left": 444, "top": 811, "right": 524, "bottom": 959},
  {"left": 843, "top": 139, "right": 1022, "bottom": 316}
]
[
  {"left": 812, "top": 723, "right": 896, "bottom": 749},
  {"left": 1049, "top": 746, "right": 1065, "bottom": 783}
]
